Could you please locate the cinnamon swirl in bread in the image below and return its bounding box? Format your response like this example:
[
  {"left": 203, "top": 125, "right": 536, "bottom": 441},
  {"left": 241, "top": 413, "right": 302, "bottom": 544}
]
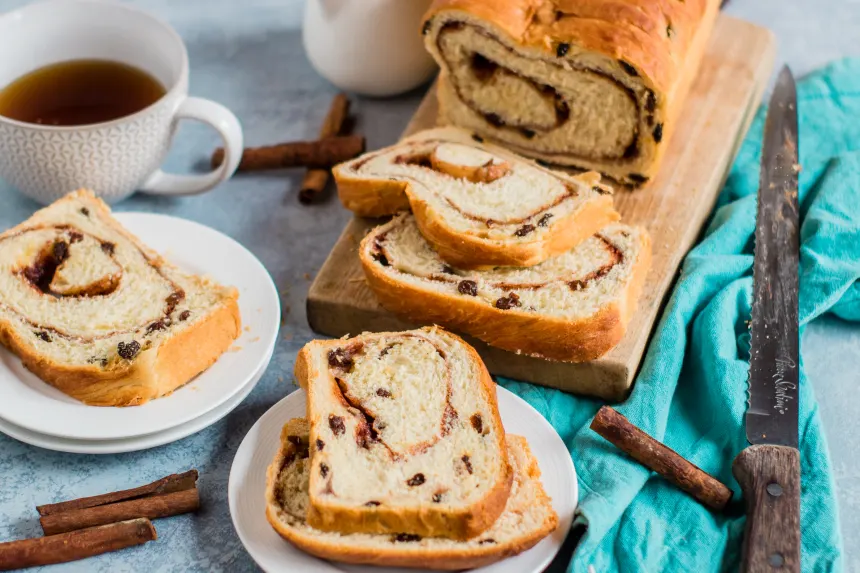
[
  {"left": 360, "top": 213, "right": 650, "bottom": 362},
  {"left": 294, "top": 327, "right": 513, "bottom": 540},
  {"left": 421, "top": 0, "right": 720, "bottom": 185},
  {"left": 0, "top": 190, "right": 240, "bottom": 406},
  {"left": 334, "top": 127, "right": 619, "bottom": 268},
  {"left": 265, "top": 418, "right": 558, "bottom": 570}
]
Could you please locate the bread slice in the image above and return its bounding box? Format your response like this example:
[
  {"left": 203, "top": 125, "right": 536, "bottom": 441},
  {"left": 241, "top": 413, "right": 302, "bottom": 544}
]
[
  {"left": 294, "top": 327, "right": 513, "bottom": 540},
  {"left": 421, "top": 0, "right": 719, "bottom": 186},
  {"left": 0, "top": 189, "right": 241, "bottom": 406},
  {"left": 360, "top": 213, "right": 650, "bottom": 362},
  {"left": 265, "top": 418, "right": 558, "bottom": 570},
  {"left": 333, "top": 127, "right": 619, "bottom": 269}
]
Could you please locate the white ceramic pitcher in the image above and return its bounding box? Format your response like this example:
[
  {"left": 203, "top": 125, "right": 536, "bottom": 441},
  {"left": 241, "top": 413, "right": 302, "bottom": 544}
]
[{"left": 303, "top": 0, "right": 437, "bottom": 97}]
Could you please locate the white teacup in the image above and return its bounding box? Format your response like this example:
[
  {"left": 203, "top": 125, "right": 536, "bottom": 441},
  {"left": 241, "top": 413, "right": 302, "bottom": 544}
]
[{"left": 0, "top": 0, "right": 243, "bottom": 205}]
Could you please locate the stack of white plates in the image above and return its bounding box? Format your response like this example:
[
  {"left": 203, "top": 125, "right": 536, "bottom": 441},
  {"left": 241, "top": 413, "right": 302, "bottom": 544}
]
[{"left": 0, "top": 213, "right": 280, "bottom": 454}]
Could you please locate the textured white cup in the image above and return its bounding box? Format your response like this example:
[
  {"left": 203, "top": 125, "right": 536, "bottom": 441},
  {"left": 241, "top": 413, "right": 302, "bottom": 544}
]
[
  {"left": 303, "top": 0, "right": 437, "bottom": 97},
  {"left": 0, "top": 0, "right": 243, "bottom": 205}
]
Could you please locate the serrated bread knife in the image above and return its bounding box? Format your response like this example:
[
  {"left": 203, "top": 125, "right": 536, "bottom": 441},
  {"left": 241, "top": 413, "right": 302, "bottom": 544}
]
[{"left": 732, "top": 65, "right": 801, "bottom": 572}]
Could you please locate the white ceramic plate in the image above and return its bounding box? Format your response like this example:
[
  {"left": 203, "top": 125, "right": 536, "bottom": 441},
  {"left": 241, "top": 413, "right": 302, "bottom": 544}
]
[
  {"left": 228, "top": 387, "right": 577, "bottom": 573},
  {"left": 0, "top": 344, "right": 270, "bottom": 454},
  {"left": 0, "top": 213, "right": 280, "bottom": 440}
]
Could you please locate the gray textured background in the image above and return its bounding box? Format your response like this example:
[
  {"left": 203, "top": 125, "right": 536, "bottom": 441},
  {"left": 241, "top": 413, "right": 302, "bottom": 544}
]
[{"left": 0, "top": 0, "right": 856, "bottom": 571}]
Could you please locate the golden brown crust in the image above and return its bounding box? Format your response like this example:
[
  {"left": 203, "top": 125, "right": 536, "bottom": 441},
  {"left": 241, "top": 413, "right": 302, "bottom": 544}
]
[
  {"left": 151, "top": 294, "right": 241, "bottom": 398},
  {"left": 293, "top": 344, "right": 312, "bottom": 392},
  {"left": 410, "top": 190, "right": 619, "bottom": 269},
  {"left": 294, "top": 328, "right": 514, "bottom": 540},
  {"left": 264, "top": 517, "right": 552, "bottom": 570},
  {"left": 429, "top": 149, "right": 511, "bottom": 183},
  {"left": 0, "top": 296, "right": 239, "bottom": 407},
  {"left": 335, "top": 177, "right": 411, "bottom": 218},
  {"left": 359, "top": 228, "right": 652, "bottom": 362},
  {"left": 422, "top": 0, "right": 720, "bottom": 185},
  {"left": 264, "top": 425, "right": 558, "bottom": 570},
  {"left": 422, "top": 0, "right": 711, "bottom": 96},
  {"left": 0, "top": 189, "right": 241, "bottom": 407}
]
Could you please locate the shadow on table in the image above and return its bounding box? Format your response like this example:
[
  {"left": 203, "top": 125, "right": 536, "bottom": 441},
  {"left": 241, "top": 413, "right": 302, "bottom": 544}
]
[{"left": 179, "top": 396, "right": 277, "bottom": 572}]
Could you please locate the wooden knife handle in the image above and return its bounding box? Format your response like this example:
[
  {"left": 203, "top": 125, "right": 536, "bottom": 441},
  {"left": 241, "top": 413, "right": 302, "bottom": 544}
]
[{"left": 732, "top": 444, "right": 801, "bottom": 572}]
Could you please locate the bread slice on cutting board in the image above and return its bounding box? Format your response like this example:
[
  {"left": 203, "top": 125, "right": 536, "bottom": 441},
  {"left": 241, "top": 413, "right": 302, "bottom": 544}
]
[
  {"left": 333, "top": 127, "right": 620, "bottom": 269},
  {"left": 360, "top": 213, "right": 651, "bottom": 362},
  {"left": 294, "top": 326, "right": 513, "bottom": 540},
  {"left": 265, "top": 417, "right": 558, "bottom": 570}
]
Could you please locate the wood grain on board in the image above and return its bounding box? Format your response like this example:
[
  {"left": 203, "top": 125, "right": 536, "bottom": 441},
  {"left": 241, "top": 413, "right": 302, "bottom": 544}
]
[{"left": 307, "top": 15, "right": 775, "bottom": 401}]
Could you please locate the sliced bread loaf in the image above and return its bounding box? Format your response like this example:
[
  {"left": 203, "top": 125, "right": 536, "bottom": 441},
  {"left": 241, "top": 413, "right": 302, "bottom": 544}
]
[
  {"left": 360, "top": 213, "right": 651, "bottom": 362},
  {"left": 333, "top": 127, "right": 619, "bottom": 269},
  {"left": 265, "top": 418, "right": 558, "bottom": 570},
  {"left": 294, "top": 327, "right": 513, "bottom": 540},
  {"left": 0, "top": 189, "right": 241, "bottom": 406},
  {"left": 421, "top": 0, "right": 719, "bottom": 186}
]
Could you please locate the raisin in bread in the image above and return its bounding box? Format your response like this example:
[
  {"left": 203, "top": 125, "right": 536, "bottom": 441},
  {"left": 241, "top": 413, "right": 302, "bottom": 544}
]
[
  {"left": 421, "top": 0, "right": 720, "bottom": 186},
  {"left": 0, "top": 190, "right": 241, "bottom": 406},
  {"left": 360, "top": 213, "right": 650, "bottom": 362},
  {"left": 294, "top": 327, "right": 513, "bottom": 540},
  {"left": 334, "top": 127, "right": 619, "bottom": 268},
  {"left": 265, "top": 418, "right": 558, "bottom": 570}
]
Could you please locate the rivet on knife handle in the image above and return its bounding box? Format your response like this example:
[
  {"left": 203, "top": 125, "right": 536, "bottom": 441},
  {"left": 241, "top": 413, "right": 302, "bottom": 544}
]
[{"left": 732, "top": 445, "right": 801, "bottom": 572}]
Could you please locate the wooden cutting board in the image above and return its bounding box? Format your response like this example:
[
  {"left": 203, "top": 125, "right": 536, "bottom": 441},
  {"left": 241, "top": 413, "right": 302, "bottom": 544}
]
[{"left": 307, "top": 15, "right": 775, "bottom": 401}]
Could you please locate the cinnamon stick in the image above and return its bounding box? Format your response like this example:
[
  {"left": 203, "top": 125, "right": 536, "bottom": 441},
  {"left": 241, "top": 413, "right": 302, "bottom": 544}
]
[
  {"left": 299, "top": 93, "right": 350, "bottom": 204},
  {"left": 40, "top": 488, "right": 199, "bottom": 536},
  {"left": 590, "top": 406, "right": 732, "bottom": 511},
  {"left": 212, "top": 135, "right": 365, "bottom": 171},
  {"left": 37, "top": 470, "right": 198, "bottom": 516},
  {"left": 0, "top": 518, "right": 156, "bottom": 571}
]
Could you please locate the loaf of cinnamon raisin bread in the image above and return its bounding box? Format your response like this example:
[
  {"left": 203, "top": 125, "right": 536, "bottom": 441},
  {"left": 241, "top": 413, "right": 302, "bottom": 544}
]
[
  {"left": 0, "top": 190, "right": 241, "bottom": 406},
  {"left": 265, "top": 418, "right": 558, "bottom": 570},
  {"left": 334, "top": 127, "right": 619, "bottom": 268},
  {"left": 421, "top": 0, "right": 720, "bottom": 186},
  {"left": 294, "top": 327, "right": 513, "bottom": 540},
  {"left": 360, "top": 213, "right": 650, "bottom": 362}
]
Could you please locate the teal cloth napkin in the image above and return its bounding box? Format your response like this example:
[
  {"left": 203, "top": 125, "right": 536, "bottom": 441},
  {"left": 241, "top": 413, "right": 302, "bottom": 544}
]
[{"left": 500, "top": 58, "right": 860, "bottom": 572}]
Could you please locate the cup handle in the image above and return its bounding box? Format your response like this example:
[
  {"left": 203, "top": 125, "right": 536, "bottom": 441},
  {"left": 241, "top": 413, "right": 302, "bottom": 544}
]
[{"left": 139, "top": 96, "right": 243, "bottom": 196}]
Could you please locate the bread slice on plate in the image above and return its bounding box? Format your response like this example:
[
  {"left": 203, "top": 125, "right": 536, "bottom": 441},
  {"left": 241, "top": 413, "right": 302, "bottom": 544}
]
[
  {"left": 360, "top": 213, "right": 651, "bottom": 362},
  {"left": 294, "top": 327, "right": 513, "bottom": 540},
  {"left": 265, "top": 418, "right": 558, "bottom": 570},
  {"left": 0, "top": 189, "right": 241, "bottom": 406},
  {"left": 333, "top": 127, "right": 620, "bottom": 268}
]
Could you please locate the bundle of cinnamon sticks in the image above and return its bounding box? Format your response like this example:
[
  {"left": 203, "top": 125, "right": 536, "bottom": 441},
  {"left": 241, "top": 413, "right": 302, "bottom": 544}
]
[
  {"left": 213, "top": 93, "right": 359, "bottom": 203},
  {"left": 0, "top": 470, "right": 200, "bottom": 571}
]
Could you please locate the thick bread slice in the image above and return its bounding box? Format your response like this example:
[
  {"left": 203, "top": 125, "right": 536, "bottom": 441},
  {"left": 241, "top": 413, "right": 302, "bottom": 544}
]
[
  {"left": 265, "top": 418, "right": 558, "bottom": 570},
  {"left": 421, "top": 0, "right": 720, "bottom": 186},
  {"left": 0, "top": 189, "right": 241, "bottom": 406},
  {"left": 294, "top": 327, "right": 513, "bottom": 540},
  {"left": 360, "top": 213, "right": 651, "bottom": 362},
  {"left": 333, "top": 127, "right": 619, "bottom": 269}
]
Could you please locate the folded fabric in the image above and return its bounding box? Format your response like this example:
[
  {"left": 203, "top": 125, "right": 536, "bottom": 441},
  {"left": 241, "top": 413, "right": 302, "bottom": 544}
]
[{"left": 500, "top": 58, "right": 860, "bottom": 572}]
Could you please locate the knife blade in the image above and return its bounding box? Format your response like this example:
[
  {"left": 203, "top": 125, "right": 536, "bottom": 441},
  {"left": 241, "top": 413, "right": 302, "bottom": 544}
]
[{"left": 732, "top": 65, "right": 801, "bottom": 573}]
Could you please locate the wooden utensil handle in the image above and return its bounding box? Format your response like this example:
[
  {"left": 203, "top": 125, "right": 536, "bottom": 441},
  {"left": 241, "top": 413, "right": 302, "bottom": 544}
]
[{"left": 732, "top": 444, "right": 800, "bottom": 572}]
